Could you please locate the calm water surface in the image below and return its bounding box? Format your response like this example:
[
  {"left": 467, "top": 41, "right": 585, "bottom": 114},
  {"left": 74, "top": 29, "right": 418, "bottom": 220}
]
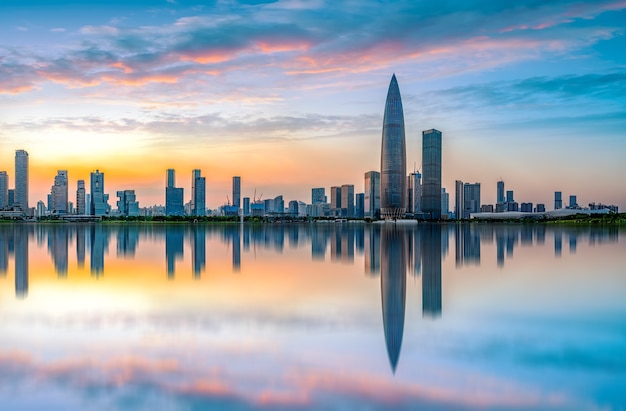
[{"left": 0, "top": 222, "right": 624, "bottom": 410}]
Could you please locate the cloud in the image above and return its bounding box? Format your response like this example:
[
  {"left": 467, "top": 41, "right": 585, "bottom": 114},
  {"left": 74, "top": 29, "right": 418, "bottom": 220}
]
[{"left": 1, "top": 0, "right": 624, "bottom": 95}]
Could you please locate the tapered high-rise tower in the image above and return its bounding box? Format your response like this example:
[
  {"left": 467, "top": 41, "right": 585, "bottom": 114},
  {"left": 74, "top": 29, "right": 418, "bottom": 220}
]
[{"left": 380, "top": 74, "right": 406, "bottom": 219}]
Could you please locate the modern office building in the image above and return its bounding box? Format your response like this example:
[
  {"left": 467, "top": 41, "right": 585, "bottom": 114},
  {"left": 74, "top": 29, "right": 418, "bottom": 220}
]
[
  {"left": 521, "top": 202, "right": 533, "bottom": 213},
  {"left": 166, "top": 169, "right": 175, "bottom": 189},
  {"left": 243, "top": 197, "right": 250, "bottom": 216},
  {"left": 406, "top": 171, "right": 422, "bottom": 215},
  {"left": 192, "top": 170, "right": 206, "bottom": 216},
  {"left": 76, "top": 180, "right": 86, "bottom": 215},
  {"left": 380, "top": 74, "right": 407, "bottom": 219},
  {"left": 569, "top": 195, "right": 578, "bottom": 209},
  {"left": 441, "top": 187, "right": 449, "bottom": 218},
  {"left": 463, "top": 183, "right": 481, "bottom": 218},
  {"left": 232, "top": 176, "right": 241, "bottom": 209},
  {"left": 312, "top": 187, "right": 326, "bottom": 204},
  {"left": 0, "top": 171, "right": 8, "bottom": 209},
  {"left": 364, "top": 171, "right": 380, "bottom": 218},
  {"left": 90, "top": 170, "right": 110, "bottom": 216},
  {"left": 455, "top": 180, "right": 464, "bottom": 220},
  {"left": 330, "top": 186, "right": 341, "bottom": 215},
  {"left": 288, "top": 200, "right": 299, "bottom": 215},
  {"left": 422, "top": 129, "right": 442, "bottom": 219},
  {"left": 497, "top": 180, "right": 505, "bottom": 204},
  {"left": 506, "top": 190, "right": 514, "bottom": 203},
  {"left": 51, "top": 170, "right": 68, "bottom": 214},
  {"left": 555, "top": 191, "right": 562, "bottom": 210},
  {"left": 355, "top": 193, "right": 365, "bottom": 218},
  {"left": 15, "top": 149, "right": 29, "bottom": 212},
  {"left": 341, "top": 184, "right": 355, "bottom": 217},
  {"left": 116, "top": 190, "right": 139, "bottom": 216},
  {"left": 273, "top": 195, "right": 284, "bottom": 214}
]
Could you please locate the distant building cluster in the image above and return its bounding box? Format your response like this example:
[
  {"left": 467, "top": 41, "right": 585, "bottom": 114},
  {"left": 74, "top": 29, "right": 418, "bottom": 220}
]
[{"left": 0, "top": 75, "right": 620, "bottom": 220}]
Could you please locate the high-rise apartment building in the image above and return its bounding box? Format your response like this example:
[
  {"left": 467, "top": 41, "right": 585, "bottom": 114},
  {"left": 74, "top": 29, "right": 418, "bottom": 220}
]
[
  {"left": 15, "top": 149, "right": 28, "bottom": 212},
  {"left": 364, "top": 171, "right": 380, "bottom": 218},
  {"left": 380, "top": 74, "right": 406, "bottom": 219},
  {"left": 76, "top": 180, "right": 86, "bottom": 215},
  {"left": 0, "top": 171, "right": 8, "bottom": 209},
  {"left": 422, "top": 129, "right": 442, "bottom": 219},
  {"left": 51, "top": 170, "right": 68, "bottom": 213},
  {"left": 90, "top": 170, "right": 110, "bottom": 216}
]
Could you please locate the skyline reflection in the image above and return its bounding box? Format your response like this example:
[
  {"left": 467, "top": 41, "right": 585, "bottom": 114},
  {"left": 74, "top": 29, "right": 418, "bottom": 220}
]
[
  {"left": 0, "top": 223, "right": 621, "bottom": 299},
  {"left": 0, "top": 222, "right": 624, "bottom": 410}
]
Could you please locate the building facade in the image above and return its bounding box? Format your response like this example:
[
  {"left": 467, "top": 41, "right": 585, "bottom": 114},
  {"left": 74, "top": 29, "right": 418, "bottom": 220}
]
[
  {"left": 422, "top": 129, "right": 442, "bottom": 219},
  {"left": 364, "top": 171, "right": 380, "bottom": 218},
  {"left": 51, "top": 170, "right": 68, "bottom": 214},
  {"left": 90, "top": 170, "right": 110, "bottom": 216},
  {"left": 463, "top": 183, "right": 481, "bottom": 218},
  {"left": 232, "top": 176, "right": 241, "bottom": 209},
  {"left": 0, "top": 171, "right": 8, "bottom": 209},
  {"left": 15, "top": 149, "right": 29, "bottom": 212},
  {"left": 455, "top": 180, "right": 464, "bottom": 220},
  {"left": 341, "top": 184, "right": 355, "bottom": 217},
  {"left": 312, "top": 187, "right": 326, "bottom": 204},
  {"left": 76, "top": 180, "right": 86, "bottom": 215},
  {"left": 406, "top": 171, "right": 422, "bottom": 215},
  {"left": 380, "top": 74, "right": 407, "bottom": 219},
  {"left": 116, "top": 190, "right": 139, "bottom": 216}
]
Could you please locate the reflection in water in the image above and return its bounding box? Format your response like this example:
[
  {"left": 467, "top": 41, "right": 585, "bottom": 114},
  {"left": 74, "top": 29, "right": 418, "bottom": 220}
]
[
  {"left": 15, "top": 226, "right": 28, "bottom": 298},
  {"left": 1, "top": 222, "right": 620, "bottom": 298},
  {"left": 165, "top": 226, "right": 184, "bottom": 279},
  {"left": 422, "top": 224, "right": 442, "bottom": 318},
  {"left": 380, "top": 225, "right": 407, "bottom": 373}
]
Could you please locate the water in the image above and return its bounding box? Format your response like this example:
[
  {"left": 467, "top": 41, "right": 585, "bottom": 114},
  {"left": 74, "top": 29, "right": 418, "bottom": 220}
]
[{"left": 0, "top": 222, "right": 625, "bottom": 410}]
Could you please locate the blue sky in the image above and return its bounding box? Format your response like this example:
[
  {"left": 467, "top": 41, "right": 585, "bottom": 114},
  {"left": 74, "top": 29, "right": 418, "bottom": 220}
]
[{"left": 0, "top": 0, "right": 624, "bottom": 209}]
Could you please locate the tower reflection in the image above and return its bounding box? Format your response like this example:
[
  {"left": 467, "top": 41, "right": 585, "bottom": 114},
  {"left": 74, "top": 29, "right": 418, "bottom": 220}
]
[
  {"left": 422, "top": 224, "right": 442, "bottom": 318},
  {"left": 380, "top": 224, "right": 406, "bottom": 373}
]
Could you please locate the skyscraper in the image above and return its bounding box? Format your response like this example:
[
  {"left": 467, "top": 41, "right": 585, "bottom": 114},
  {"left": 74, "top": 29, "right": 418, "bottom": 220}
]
[
  {"left": 497, "top": 180, "right": 505, "bottom": 204},
  {"left": 455, "top": 180, "right": 464, "bottom": 220},
  {"left": 341, "top": 184, "right": 354, "bottom": 217},
  {"left": 76, "top": 180, "right": 86, "bottom": 215},
  {"left": 441, "top": 187, "right": 449, "bottom": 218},
  {"left": 364, "top": 171, "right": 380, "bottom": 218},
  {"left": 330, "top": 186, "right": 341, "bottom": 214},
  {"left": 15, "top": 149, "right": 29, "bottom": 212},
  {"left": 422, "top": 129, "right": 442, "bottom": 219},
  {"left": 554, "top": 191, "right": 563, "bottom": 210},
  {"left": 232, "top": 176, "right": 241, "bottom": 209},
  {"left": 0, "top": 171, "right": 8, "bottom": 209},
  {"left": 116, "top": 190, "right": 139, "bottom": 216},
  {"left": 51, "top": 170, "right": 68, "bottom": 214},
  {"left": 166, "top": 169, "right": 175, "bottom": 189},
  {"left": 192, "top": 170, "right": 206, "bottom": 216},
  {"left": 380, "top": 74, "right": 406, "bottom": 219},
  {"left": 90, "top": 170, "right": 110, "bottom": 216},
  {"left": 165, "top": 169, "right": 184, "bottom": 216},
  {"left": 311, "top": 187, "right": 326, "bottom": 204},
  {"left": 464, "top": 183, "right": 481, "bottom": 218},
  {"left": 406, "top": 171, "right": 421, "bottom": 215}
]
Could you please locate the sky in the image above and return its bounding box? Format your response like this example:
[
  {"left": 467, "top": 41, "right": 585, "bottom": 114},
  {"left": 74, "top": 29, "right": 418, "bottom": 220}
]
[{"left": 0, "top": 0, "right": 625, "bottom": 210}]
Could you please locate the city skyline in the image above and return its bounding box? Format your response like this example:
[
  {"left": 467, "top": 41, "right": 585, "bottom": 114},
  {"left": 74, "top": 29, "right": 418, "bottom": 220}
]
[{"left": 1, "top": 1, "right": 625, "bottom": 209}]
